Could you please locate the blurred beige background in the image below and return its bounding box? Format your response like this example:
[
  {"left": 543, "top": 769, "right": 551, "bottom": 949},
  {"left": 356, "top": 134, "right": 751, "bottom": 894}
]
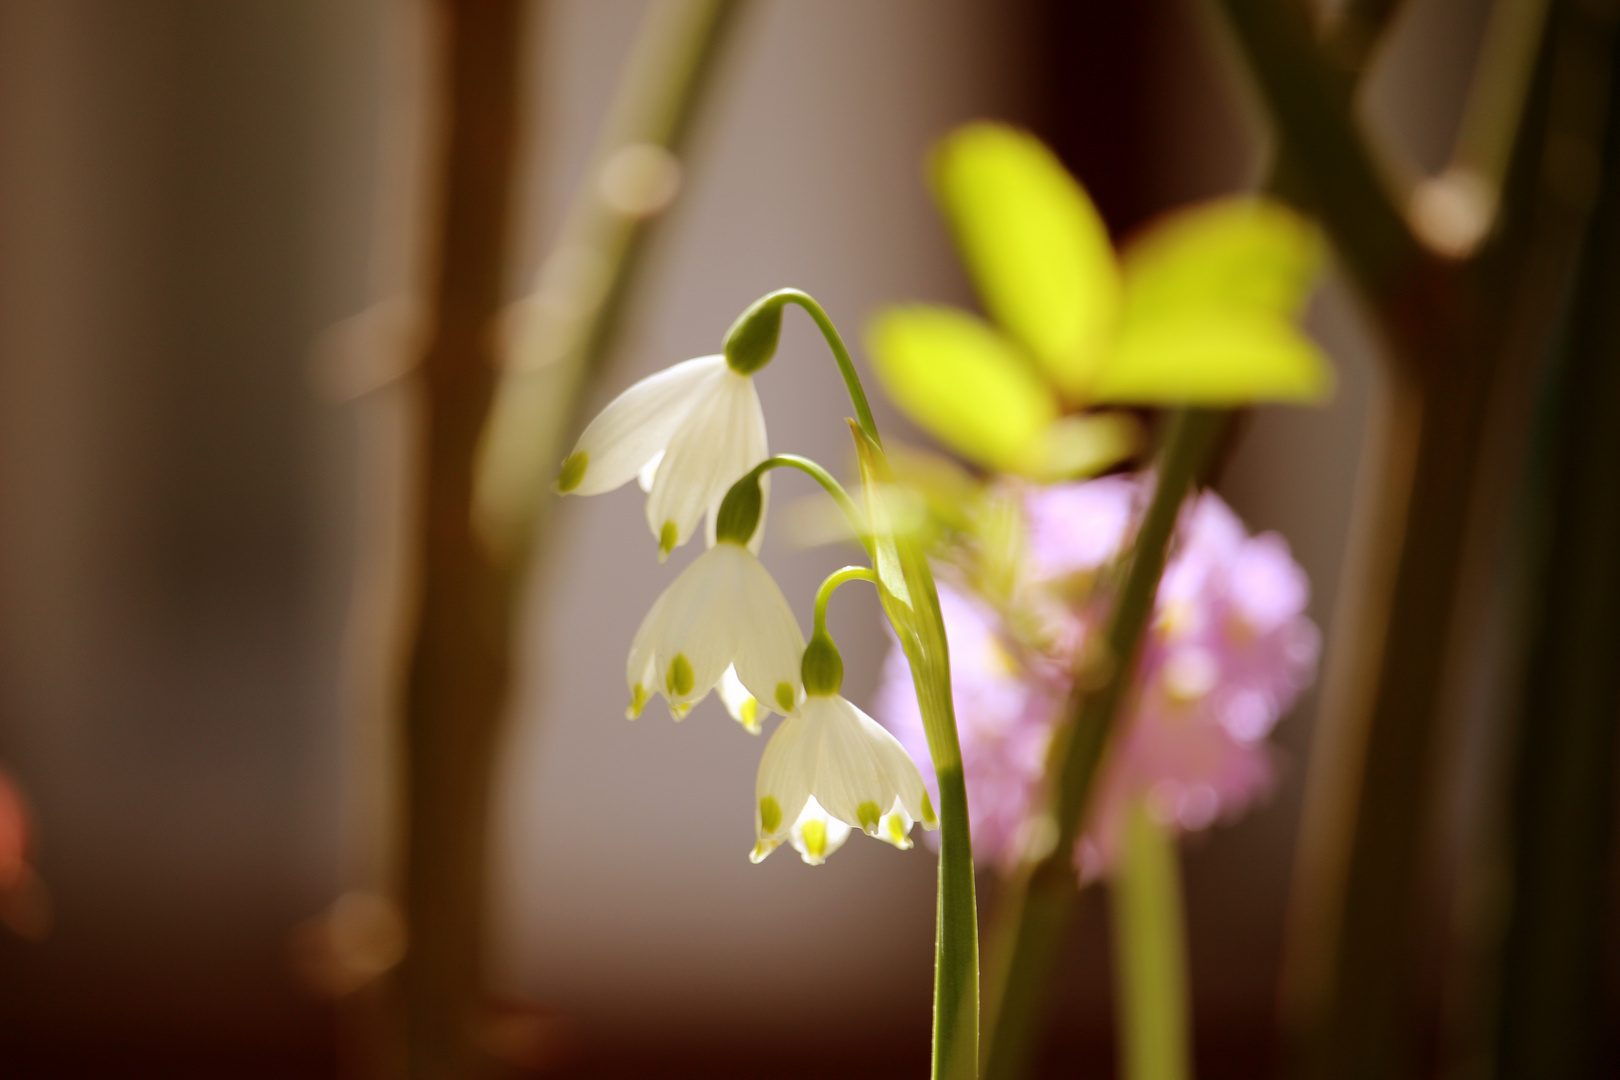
[{"left": 0, "top": 0, "right": 1491, "bottom": 1074}]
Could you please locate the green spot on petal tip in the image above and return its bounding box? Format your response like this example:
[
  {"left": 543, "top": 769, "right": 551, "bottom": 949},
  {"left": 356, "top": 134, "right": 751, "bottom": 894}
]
[
  {"left": 555, "top": 451, "right": 587, "bottom": 493},
  {"left": 922, "top": 792, "right": 937, "bottom": 826},
  {"left": 626, "top": 683, "right": 649, "bottom": 719},
  {"left": 802, "top": 818, "right": 828, "bottom": 861},
  {"left": 775, "top": 682, "right": 796, "bottom": 713},
  {"left": 759, "top": 796, "right": 782, "bottom": 834},
  {"left": 666, "top": 654, "right": 694, "bottom": 698},
  {"left": 658, "top": 520, "right": 678, "bottom": 559},
  {"left": 857, "top": 801, "right": 882, "bottom": 834}
]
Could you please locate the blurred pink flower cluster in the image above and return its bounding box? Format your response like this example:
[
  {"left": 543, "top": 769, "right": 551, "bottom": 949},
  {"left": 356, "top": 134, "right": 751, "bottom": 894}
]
[{"left": 874, "top": 476, "right": 1320, "bottom": 880}]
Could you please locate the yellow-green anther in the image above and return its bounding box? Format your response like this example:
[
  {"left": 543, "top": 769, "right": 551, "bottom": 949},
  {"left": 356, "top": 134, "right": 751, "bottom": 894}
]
[
  {"left": 666, "top": 654, "right": 694, "bottom": 697},
  {"left": 626, "top": 683, "right": 650, "bottom": 719},
  {"left": 737, "top": 696, "right": 760, "bottom": 733},
  {"left": 802, "top": 817, "right": 828, "bottom": 860},
  {"left": 555, "top": 451, "right": 588, "bottom": 493},
  {"left": 858, "top": 800, "right": 882, "bottom": 833},
  {"left": 775, "top": 682, "right": 796, "bottom": 713},
  {"left": 759, "top": 795, "right": 782, "bottom": 834},
  {"left": 922, "top": 792, "right": 937, "bottom": 826},
  {"left": 659, "top": 520, "right": 678, "bottom": 558}
]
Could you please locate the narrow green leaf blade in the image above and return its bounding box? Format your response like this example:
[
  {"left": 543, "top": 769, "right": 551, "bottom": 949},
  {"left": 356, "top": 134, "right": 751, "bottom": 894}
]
[
  {"left": 1091, "top": 316, "right": 1335, "bottom": 405},
  {"left": 1120, "top": 197, "right": 1322, "bottom": 327},
  {"left": 931, "top": 123, "right": 1119, "bottom": 397},
  {"left": 866, "top": 306, "right": 1059, "bottom": 473}
]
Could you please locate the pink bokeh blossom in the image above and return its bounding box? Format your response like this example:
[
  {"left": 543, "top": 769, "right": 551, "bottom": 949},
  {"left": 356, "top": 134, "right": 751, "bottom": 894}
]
[{"left": 873, "top": 477, "right": 1319, "bottom": 880}]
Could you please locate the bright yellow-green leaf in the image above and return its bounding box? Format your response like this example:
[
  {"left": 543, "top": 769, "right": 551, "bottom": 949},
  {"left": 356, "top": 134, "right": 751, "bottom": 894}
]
[
  {"left": 1090, "top": 316, "right": 1335, "bottom": 405},
  {"left": 931, "top": 123, "right": 1120, "bottom": 399},
  {"left": 866, "top": 306, "right": 1060, "bottom": 473},
  {"left": 1120, "top": 198, "right": 1322, "bottom": 328}
]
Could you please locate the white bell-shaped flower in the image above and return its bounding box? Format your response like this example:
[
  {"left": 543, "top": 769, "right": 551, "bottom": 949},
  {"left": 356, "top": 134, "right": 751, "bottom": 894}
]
[
  {"left": 555, "top": 354, "right": 769, "bottom": 558},
  {"left": 625, "top": 540, "right": 804, "bottom": 722},
  {"left": 751, "top": 690, "right": 938, "bottom": 864}
]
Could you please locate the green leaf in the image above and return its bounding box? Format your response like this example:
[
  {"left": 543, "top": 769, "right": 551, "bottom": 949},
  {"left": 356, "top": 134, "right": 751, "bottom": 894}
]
[
  {"left": 866, "top": 306, "right": 1059, "bottom": 473},
  {"left": 1091, "top": 316, "right": 1335, "bottom": 405},
  {"left": 1120, "top": 198, "right": 1322, "bottom": 328},
  {"left": 931, "top": 123, "right": 1120, "bottom": 398}
]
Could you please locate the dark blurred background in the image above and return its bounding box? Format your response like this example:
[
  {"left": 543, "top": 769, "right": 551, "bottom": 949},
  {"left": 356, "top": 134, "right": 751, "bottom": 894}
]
[{"left": 0, "top": 1, "right": 1507, "bottom": 1076}]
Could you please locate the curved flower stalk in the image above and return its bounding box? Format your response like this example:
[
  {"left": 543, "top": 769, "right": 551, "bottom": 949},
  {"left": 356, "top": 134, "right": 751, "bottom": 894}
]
[
  {"left": 576, "top": 288, "right": 980, "bottom": 1080},
  {"left": 555, "top": 352, "right": 770, "bottom": 558},
  {"left": 876, "top": 477, "right": 1319, "bottom": 878}
]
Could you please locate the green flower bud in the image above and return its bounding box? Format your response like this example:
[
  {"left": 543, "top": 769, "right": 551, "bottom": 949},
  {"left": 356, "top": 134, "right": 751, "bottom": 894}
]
[
  {"left": 801, "top": 631, "right": 844, "bottom": 697},
  {"left": 713, "top": 474, "right": 763, "bottom": 546},
  {"left": 724, "top": 294, "right": 784, "bottom": 375}
]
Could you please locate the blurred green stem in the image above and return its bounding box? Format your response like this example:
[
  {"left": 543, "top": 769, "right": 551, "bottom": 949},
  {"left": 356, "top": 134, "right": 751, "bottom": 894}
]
[
  {"left": 980, "top": 409, "right": 1225, "bottom": 1080},
  {"left": 1113, "top": 803, "right": 1192, "bottom": 1080},
  {"left": 476, "top": 0, "right": 749, "bottom": 558}
]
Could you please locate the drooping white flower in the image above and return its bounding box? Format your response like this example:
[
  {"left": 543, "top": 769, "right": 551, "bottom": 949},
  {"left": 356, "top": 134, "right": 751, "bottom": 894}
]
[
  {"left": 751, "top": 692, "right": 938, "bottom": 863},
  {"left": 555, "top": 354, "right": 769, "bottom": 558},
  {"left": 625, "top": 541, "right": 804, "bottom": 722}
]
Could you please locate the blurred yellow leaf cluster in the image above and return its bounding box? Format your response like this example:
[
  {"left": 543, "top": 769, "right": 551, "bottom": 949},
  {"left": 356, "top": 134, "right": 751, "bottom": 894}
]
[{"left": 866, "top": 123, "right": 1333, "bottom": 479}]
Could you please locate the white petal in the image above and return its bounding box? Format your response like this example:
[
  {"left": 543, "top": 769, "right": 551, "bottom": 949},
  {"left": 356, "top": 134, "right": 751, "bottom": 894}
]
[
  {"left": 789, "top": 796, "right": 853, "bottom": 865},
  {"left": 730, "top": 548, "right": 805, "bottom": 716},
  {"left": 755, "top": 711, "right": 815, "bottom": 847},
  {"left": 565, "top": 356, "right": 726, "bottom": 496},
  {"left": 802, "top": 696, "right": 935, "bottom": 834},
  {"left": 647, "top": 370, "right": 768, "bottom": 553},
  {"left": 636, "top": 449, "right": 665, "bottom": 493},
  {"left": 717, "top": 665, "right": 762, "bottom": 734}
]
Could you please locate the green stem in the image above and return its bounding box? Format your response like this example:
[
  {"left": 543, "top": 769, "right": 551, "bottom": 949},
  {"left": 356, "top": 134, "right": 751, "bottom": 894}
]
[
  {"left": 742, "top": 453, "right": 866, "bottom": 545},
  {"left": 847, "top": 422, "right": 978, "bottom": 1080},
  {"left": 1113, "top": 803, "right": 1193, "bottom": 1080},
  {"left": 981, "top": 408, "right": 1226, "bottom": 1080},
  {"left": 753, "top": 288, "right": 883, "bottom": 444},
  {"left": 813, "top": 565, "right": 877, "bottom": 637}
]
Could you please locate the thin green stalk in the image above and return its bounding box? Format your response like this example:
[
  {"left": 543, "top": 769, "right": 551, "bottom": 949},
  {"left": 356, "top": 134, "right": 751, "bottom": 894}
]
[
  {"left": 729, "top": 288, "right": 883, "bottom": 444},
  {"left": 1112, "top": 803, "right": 1193, "bottom": 1080},
  {"left": 813, "top": 565, "right": 877, "bottom": 635},
  {"left": 980, "top": 408, "right": 1226, "bottom": 1080},
  {"left": 850, "top": 419, "right": 978, "bottom": 1080},
  {"left": 740, "top": 453, "right": 866, "bottom": 541},
  {"left": 733, "top": 287, "right": 974, "bottom": 1077}
]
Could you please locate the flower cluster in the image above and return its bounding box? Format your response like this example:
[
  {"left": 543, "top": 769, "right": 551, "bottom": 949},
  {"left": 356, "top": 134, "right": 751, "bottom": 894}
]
[
  {"left": 558, "top": 335, "right": 937, "bottom": 864},
  {"left": 874, "top": 475, "right": 1319, "bottom": 879}
]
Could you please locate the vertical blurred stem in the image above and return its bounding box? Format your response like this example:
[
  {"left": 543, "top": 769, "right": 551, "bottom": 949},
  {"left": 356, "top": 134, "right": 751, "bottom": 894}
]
[
  {"left": 980, "top": 409, "right": 1225, "bottom": 1080},
  {"left": 476, "top": 0, "right": 748, "bottom": 558},
  {"left": 394, "top": 2, "right": 524, "bottom": 1078},
  {"left": 1493, "top": 29, "right": 1620, "bottom": 1079},
  {"left": 386, "top": 3, "right": 748, "bottom": 1078},
  {"left": 1112, "top": 803, "right": 1192, "bottom": 1080}
]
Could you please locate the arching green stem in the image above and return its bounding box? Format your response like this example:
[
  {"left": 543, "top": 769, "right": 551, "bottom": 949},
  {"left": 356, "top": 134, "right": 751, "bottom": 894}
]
[
  {"left": 814, "top": 565, "right": 878, "bottom": 637},
  {"left": 741, "top": 288, "right": 882, "bottom": 444},
  {"left": 728, "top": 453, "right": 868, "bottom": 552}
]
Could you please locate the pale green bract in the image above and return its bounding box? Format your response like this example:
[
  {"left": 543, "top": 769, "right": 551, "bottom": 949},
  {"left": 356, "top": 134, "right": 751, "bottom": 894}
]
[{"left": 869, "top": 122, "right": 1334, "bottom": 478}]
